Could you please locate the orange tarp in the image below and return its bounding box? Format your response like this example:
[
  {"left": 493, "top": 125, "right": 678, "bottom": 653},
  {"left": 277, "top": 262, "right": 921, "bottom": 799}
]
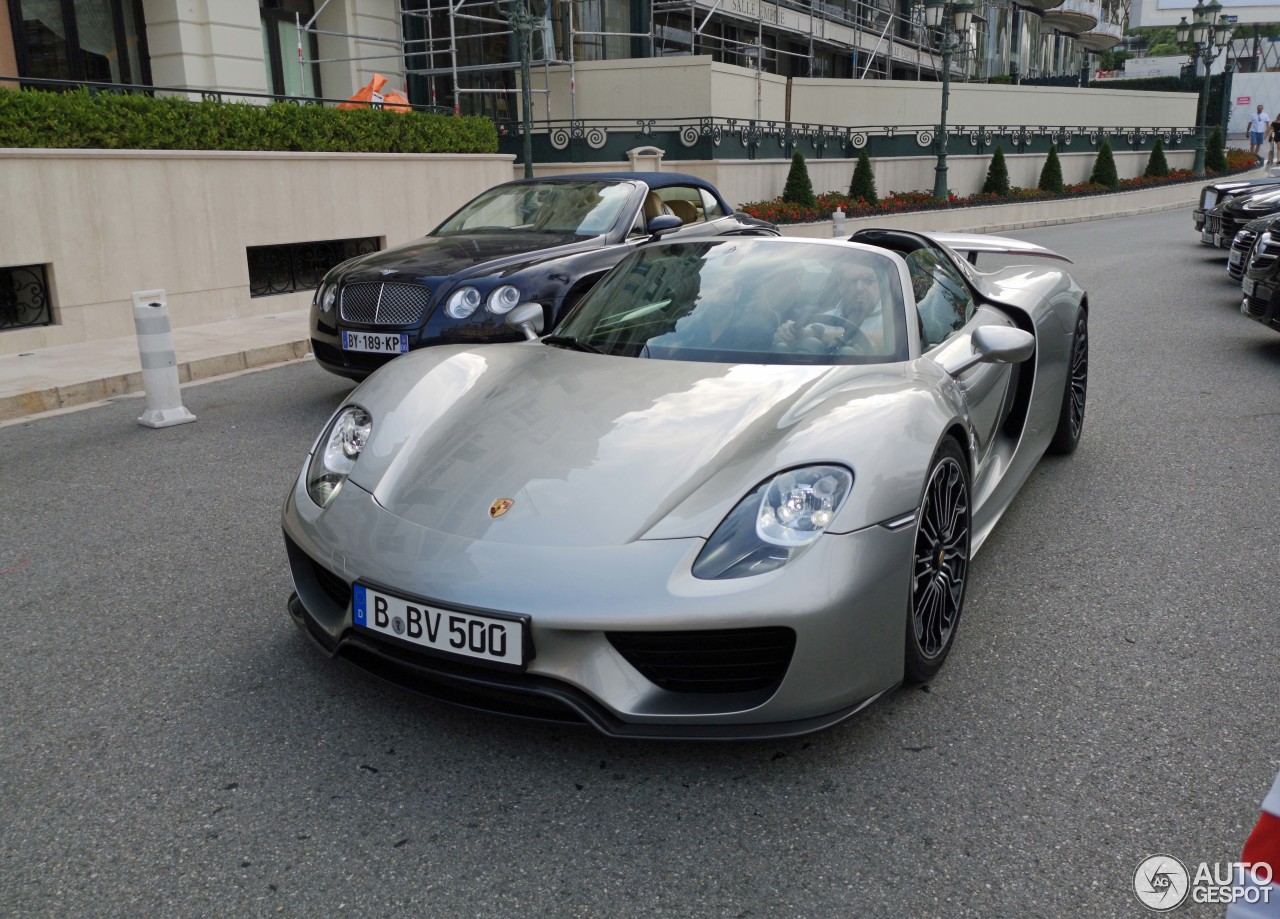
[{"left": 338, "top": 73, "right": 411, "bottom": 113}]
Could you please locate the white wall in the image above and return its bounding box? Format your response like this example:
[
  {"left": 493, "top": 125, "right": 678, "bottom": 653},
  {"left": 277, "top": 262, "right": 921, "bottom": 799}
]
[
  {"left": 530, "top": 56, "right": 1198, "bottom": 130},
  {"left": 0, "top": 150, "right": 515, "bottom": 355},
  {"left": 1227, "top": 72, "right": 1280, "bottom": 135}
]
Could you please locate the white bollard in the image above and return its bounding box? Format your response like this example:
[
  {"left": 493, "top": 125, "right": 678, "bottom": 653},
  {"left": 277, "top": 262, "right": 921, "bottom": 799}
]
[
  {"left": 131, "top": 289, "right": 196, "bottom": 428},
  {"left": 832, "top": 206, "right": 847, "bottom": 238}
]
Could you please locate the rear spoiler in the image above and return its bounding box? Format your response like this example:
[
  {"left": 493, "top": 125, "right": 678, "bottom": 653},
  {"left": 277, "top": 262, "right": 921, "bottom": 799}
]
[{"left": 929, "top": 232, "right": 1073, "bottom": 265}]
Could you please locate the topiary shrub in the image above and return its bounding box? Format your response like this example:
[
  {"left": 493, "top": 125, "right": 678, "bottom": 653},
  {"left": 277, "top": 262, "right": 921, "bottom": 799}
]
[
  {"left": 782, "top": 151, "right": 816, "bottom": 207},
  {"left": 982, "top": 146, "right": 1011, "bottom": 196},
  {"left": 848, "top": 151, "right": 878, "bottom": 205},
  {"left": 1038, "top": 143, "right": 1064, "bottom": 193},
  {"left": 1206, "top": 125, "right": 1227, "bottom": 173},
  {"left": 1089, "top": 139, "right": 1120, "bottom": 188},
  {"left": 1144, "top": 137, "right": 1170, "bottom": 178}
]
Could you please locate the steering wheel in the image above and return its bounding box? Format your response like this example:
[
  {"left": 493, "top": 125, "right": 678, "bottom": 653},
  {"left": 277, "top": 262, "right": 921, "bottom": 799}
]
[{"left": 818, "top": 314, "right": 877, "bottom": 356}]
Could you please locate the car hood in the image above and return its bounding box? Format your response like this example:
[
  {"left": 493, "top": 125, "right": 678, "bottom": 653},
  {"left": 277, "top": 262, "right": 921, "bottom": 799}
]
[
  {"left": 346, "top": 345, "right": 932, "bottom": 548},
  {"left": 335, "top": 231, "right": 604, "bottom": 282}
]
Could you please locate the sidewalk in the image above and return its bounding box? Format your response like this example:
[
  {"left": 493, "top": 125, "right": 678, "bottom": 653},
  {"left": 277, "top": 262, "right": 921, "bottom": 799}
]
[{"left": 0, "top": 309, "right": 311, "bottom": 423}]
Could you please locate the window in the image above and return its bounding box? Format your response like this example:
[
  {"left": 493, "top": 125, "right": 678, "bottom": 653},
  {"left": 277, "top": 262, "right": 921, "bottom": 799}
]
[
  {"left": 260, "top": 0, "right": 321, "bottom": 99},
  {"left": 906, "top": 249, "right": 974, "bottom": 347},
  {"left": 8, "top": 0, "right": 151, "bottom": 85}
]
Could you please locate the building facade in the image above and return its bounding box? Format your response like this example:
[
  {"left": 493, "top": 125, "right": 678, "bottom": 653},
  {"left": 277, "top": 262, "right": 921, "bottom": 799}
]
[{"left": 3, "top": 0, "right": 1124, "bottom": 115}]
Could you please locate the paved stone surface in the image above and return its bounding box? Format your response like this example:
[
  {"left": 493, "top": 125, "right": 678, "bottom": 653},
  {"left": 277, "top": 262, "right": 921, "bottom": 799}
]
[{"left": 0, "top": 208, "right": 1276, "bottom": 918}]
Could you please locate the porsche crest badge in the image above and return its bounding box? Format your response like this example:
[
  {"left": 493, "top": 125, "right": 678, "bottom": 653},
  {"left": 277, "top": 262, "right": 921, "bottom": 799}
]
[{"left": 489, "top": 498, "right": 514, "bottom": 518}]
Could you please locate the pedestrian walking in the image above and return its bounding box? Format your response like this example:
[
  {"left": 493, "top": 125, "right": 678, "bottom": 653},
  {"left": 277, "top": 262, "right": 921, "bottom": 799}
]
[
  {"left": 1250, "top": 104, "right": 1271, "bottom": 159},
  {"left": 1268, "top": 111, "right": 1280, "bottom": 164}
]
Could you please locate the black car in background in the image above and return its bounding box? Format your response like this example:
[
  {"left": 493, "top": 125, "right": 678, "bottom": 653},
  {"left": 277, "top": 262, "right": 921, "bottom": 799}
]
[
  {"left": 1194, "top": 175, "right": 1280, "bottom": 233},
  {"left": 1240, "top": 225, "right": 1280, "bottom": 332},
  {"left": 1202, "top": 186, "right": 1280, "bottom": 250},
  {"left": 1227, "top": 216, "right": 1275, "bottom": 282},
  {"left": 310, "top": 173, "right": 778, "bottom": 380}
]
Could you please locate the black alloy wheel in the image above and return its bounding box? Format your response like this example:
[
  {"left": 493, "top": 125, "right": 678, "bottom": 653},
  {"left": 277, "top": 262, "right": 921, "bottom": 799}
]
[
  {"left": 905, "top": 438, "right": 971, "bottom": 683},
  {"left": 1048, "top": 310, "right": 1088, "bottom": 454}
]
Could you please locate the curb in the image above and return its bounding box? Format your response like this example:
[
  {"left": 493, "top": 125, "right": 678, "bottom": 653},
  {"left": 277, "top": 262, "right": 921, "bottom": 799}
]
[{"left": 0, "top": 339, "right": 312, "bottom": 423}]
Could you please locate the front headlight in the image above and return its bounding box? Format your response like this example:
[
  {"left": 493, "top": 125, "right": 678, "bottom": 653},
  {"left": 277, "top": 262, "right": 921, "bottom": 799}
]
[
  {"left": 487, "top": 285, "right": 522, "bottom": 315},
  {"left": 306, "top": 406, "right": 372, "bottom": 508},
  {"left": 315, "top": 282, "right": 338, "bottom": 314},
  {"left": 445, "top": 286, "right": 482, "bottom": 319},
  {"left": 692, "top": 465, "right": 853, "bottom": 580}
]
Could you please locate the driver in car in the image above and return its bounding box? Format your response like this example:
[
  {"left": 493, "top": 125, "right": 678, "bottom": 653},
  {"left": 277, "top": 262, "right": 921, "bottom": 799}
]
[{"left": 772, "top": 260, "right": 883, "bottom": 355}]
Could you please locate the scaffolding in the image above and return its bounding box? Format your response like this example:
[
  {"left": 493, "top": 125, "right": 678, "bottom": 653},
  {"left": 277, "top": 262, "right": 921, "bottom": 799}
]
[{"left": 291, "top": 0, "right": 991, "bottom": 122}]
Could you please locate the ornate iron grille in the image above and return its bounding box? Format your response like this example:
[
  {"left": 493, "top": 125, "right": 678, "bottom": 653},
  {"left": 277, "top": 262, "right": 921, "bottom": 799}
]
[
  {"left": 1, "top": 264, "right": 53, "bottom": 331},
  {"left": 247, "top": 237, "right": 380, "bottom": 298},
  {"left": 340, "top": 283, "right": 433, "bottom": 326}
]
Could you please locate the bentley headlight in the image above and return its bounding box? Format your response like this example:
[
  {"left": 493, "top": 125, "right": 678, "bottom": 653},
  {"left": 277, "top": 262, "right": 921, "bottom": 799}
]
[
  {"left": 306, "top": 406, "right": 372, "bottom": 508},
  {"left": 445, "top": 286, "right": 482, "bottom": 319},
  {"left": 487, "top": 285, "right": 522, "bottom": 315},
  {"left": 692, "top": 465, "right": 853, "bottom": 580},
  {"left": 315, "top": 282, "right": 338, "bottom": 314}
]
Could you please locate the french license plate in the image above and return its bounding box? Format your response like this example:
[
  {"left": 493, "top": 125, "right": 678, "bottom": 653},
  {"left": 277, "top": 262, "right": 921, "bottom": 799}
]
[
  {"left": 1243, "top": 277, "right": 1257, "bottom": 297},
  {"left": 353, "top": 583, "right": 526, "bottom": 668},
  {"left": 1230, "top": 250, "right": 1243, "bottom": 266},
  {"left": 342, "top": 331, "right": 409, "bottom": 354},
  {"left": 1201, "top": 230, "right": 1215, "bottom": 244}
]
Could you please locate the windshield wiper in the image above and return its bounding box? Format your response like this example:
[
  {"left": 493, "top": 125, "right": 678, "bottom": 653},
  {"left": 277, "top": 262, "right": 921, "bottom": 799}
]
[{"left": 542, "top": 335, "right": 605, "bottom": 354}]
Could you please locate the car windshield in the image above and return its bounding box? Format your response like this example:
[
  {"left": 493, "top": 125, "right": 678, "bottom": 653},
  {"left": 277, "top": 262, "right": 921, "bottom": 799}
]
[
  {"left": 555, "top": 239, "right": 910, "bottom": 365},
  {"left": 435, "top": 181, "right": 634, "bottom": 237}
]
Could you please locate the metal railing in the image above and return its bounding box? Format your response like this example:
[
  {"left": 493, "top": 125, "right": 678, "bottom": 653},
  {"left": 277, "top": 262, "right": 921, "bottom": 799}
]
[
  {"left": 1, "top": 265, "right": 53, "bottom": 332},
  {"left": 494, "top": 115, "right": 1198, "bottom": 164}
]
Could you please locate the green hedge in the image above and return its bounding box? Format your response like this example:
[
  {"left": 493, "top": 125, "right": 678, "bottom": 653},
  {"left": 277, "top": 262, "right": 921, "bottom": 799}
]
[{"left": 0, "top": 89, "right": 498, "bottom": 153}]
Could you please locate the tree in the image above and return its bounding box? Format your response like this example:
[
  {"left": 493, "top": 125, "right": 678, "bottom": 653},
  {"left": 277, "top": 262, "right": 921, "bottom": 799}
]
[
  {"left": 982, "top": 146, "right": 1011, "bottom": 196},
  {"left": 782, "top": 151, "right": 816, "bottom": 207},
  {"left": 1206, "top": 125, "right": 1227, "bottom": 173},
  {"left": 1089, "top": 139, "right": 1119, "bottom": 187},
  {"left": 1143, "top": 137, "right": 1170, "bottom": 178},
  {"left": 1038, "top": 144, "right": 1065, "bottom": 193},
  {"left": 848, "top": 151, "right": 878, "bottom": 205}
]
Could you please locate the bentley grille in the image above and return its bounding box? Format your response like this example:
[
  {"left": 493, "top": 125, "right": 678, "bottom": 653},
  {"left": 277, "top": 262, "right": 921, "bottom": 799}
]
[
  {"left": 1205, "top": 215, "right": 1222, "bottom": 235},
  {"left": 341, "top": 282, "right": 433, "bottom": 325}
]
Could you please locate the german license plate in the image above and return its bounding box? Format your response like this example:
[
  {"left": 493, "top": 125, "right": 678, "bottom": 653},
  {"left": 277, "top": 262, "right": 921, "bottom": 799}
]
[
  {"left": 1230, "top": 250, "right": 1243, "bottom": 266},
  {"left": 1201, "top": 230, "right": 1215, "bottom": 244},
  {"left": 353, "top": 583, "right": 527, "bottom": 667},
  {"left": 1243, "top": 277, "right": 1257, "bottom": 297},
  {"left": 342, "top": 331, "right": 409, "bottom": 354}
]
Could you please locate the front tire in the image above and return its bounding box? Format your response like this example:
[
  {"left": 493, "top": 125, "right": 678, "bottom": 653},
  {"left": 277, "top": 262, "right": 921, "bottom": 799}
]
[
  {"left": 1047, "top": 310, "right": 1088, "bottom": 455},
  {"left": 904, "top": 438, "right": 971, "bottom": 684}
]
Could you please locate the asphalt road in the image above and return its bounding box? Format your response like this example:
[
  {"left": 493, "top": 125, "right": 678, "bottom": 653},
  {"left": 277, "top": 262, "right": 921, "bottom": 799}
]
[{"left": 1, "top": 207, "right": 1277, "bottom": 919}]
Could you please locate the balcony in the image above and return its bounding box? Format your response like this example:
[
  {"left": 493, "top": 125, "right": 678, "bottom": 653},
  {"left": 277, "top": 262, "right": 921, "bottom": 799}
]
[
  {"left": 1013, "top": 0, "right": 1066, "bottom": 11},
  {"left": 1040, "top": 0, "right": 1101, "bottom": 33},
  {"left": 1076, "top": 17, "right": 1124, "bottom": 51}
]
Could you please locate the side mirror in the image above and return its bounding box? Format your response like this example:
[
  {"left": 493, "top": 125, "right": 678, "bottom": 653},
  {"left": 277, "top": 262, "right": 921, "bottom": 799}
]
[
  {"left": 646, "top": 214, "right": 683, "bottom": 238},
  {"left": 505, "top": 302, "right": 544, "bottom": 341},
  {"left": 944, "top": 326, "right": 1034, "bottom": 377}
]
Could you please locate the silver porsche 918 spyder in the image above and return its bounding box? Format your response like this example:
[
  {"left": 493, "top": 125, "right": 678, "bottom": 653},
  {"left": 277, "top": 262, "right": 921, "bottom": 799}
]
[{"left": 282, "top": 230, "right": 1088, "bottom": 739}]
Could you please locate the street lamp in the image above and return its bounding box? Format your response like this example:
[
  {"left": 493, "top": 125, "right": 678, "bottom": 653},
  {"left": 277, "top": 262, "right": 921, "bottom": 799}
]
[
  {"left": 498, "top": 0, "right": 537, "bottom": 179},
  {"left": 1177, "top": 0, "right": 1233, "bottom": 175},
  {"left": 924, "top": 0, "right": 975, "bottom": 201}
]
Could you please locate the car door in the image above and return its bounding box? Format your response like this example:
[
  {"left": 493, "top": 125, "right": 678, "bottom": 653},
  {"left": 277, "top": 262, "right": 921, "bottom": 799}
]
[{"left": 908, "top": 248, "right": 1016, "bottom": 474}]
